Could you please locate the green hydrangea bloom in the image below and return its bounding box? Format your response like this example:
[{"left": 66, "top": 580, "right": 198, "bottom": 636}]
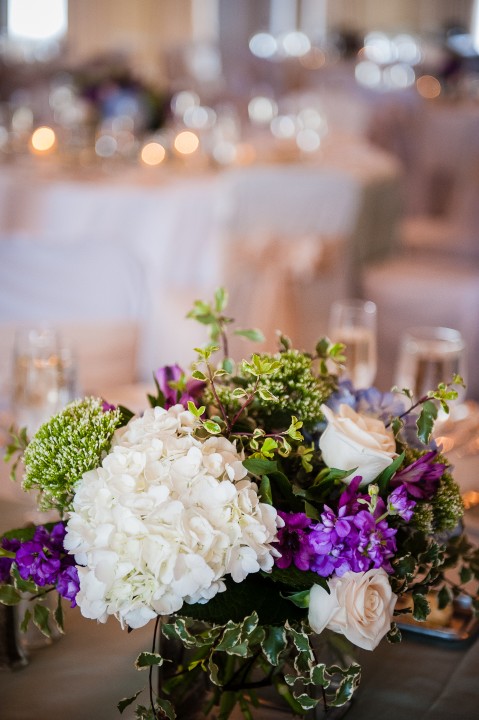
[{"left": 22, "top": 397, "right": 121, "bottom": 512}]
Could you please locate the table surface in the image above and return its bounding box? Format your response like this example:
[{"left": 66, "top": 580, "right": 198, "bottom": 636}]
[{"left": 0, "top": 398, "right": 478, "bottom": 720}]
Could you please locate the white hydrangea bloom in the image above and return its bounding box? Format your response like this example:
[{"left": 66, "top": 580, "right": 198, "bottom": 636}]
[{"left": 65, "top": 405, "right": 281, "bottom": 629}]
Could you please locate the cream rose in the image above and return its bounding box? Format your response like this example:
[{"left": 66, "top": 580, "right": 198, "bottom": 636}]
[
  {"left": 319, "top": 403, "right": 397, "bottom": 486},
  {"left": 308, "top": 569, "right": 397, "bottom": 651}
]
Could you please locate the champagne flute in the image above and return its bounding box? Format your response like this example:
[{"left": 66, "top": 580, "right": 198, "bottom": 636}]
[
  {"left": 11, "top": 326, "right": 77, "bottom": 436},
  {"left": 395, "top": 326, "right": 466, "bottom": 406},
  {"left": 328, "top": 299, "right": 378, "bottom": 388}
]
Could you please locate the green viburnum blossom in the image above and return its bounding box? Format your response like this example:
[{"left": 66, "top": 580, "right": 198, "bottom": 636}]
[
  {"left": 246, "top": 349, "right": 336, "bottom": 427},
  {"left": 22, "top": 397, "right": 121, "bottom": 512},
  {"left": 431, "top": 470, "right": 464, "bottom": 532},
  {"left": 210, "top": 349, "right": 336, "bottom": 433},
  {"left": 411, "top": 502, "right": 435, "bottom": 535}
]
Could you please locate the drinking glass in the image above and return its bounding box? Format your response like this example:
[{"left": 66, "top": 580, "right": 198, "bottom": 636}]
[
  {"left": 328, "top": 299, "right": 378, "bottom": 388},
  {"left": 395, "top": 326, "right": 466, "bottom": 403},
  {"left": 11, "top": 326, "right": 77, "bottom": 435}
]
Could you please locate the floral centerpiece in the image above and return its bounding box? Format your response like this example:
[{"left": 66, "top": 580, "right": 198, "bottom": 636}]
[{"left": 1, "top": 288, "right": 479, "bottom": 720}]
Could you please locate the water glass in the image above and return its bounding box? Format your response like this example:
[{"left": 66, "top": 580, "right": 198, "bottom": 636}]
[
  {"left": 11, "top": 327, "right": 77, "bottom": 435},
  {"left": 395, "top": 326, "right": 466, "bottom": 402},
  {"left": 329, "top": 299, "right": 378, "bottom": 388}
]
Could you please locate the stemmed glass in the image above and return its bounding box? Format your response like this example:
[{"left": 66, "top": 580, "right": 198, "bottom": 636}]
[
  {"left": 11, "top": 326, "right": 77, "bottom": 436},
  {"left": 328, "top": 299, "right": 378, "bottom": 389},
  {"left": 395, "top": 326, "right": 466, "bottom": 403}
]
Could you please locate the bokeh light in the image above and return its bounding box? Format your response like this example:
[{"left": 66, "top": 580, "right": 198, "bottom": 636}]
[
  {"left": 416, "top": 74, "right": 441, "bottom": 99},
  {"left": 30, "top": 126, "right": 56, "bottom": 153},
  {"left": 141, "top": 141, "right": 166, "bottom": 166},
  {"left": 174, "top": 130, "right": 200, "bottom": 155}
]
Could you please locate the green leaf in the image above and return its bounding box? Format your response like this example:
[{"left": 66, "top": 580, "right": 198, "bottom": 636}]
[
  {"left": 0, "top": 584, "right": 21, "bottom": 605},
  {"left": 54, "top": 594, "right": 64, "bottom": 634},
  {"left": 135, "top": 651, "right": 165, "bottom": 669},
  {"left": 460, "top": 566, "right": 473, "bottom": 584},
  {"left": 222, "top": 357, "right": 234, "bottom": 374},
  {"left": 437, "top": 585, "right": 453, "bottom": 610},
  {"left": 416, "top": 400, "right": 438, "bottom": 444},
  {"left": 234, "top": 328, "right": 265, "bottom": 343},
  {"left": 259, "top": 475, "right": 272, "bottom": 504},
  {"left": 203, "top": 420, "right": 222, "bottom": 435},
  {"left": 118, "top": 404, "right": 135, "bottom": 426},
  {"left": 118, "top": 691, "right": 142, "bottom": 714},
  {"left": 283, "top": 589, "right": 310, "bottom": 609},
  {"left": 191, "top": 369, "right": 207, "bottom": 382},
  {"left": 243, "top": 458, "right": 278, "bottom": 476},
  {"left": 20, "top": 608, "right": 31, "bottom": 633},
  {"left": 231, "top": 387, "right": 247, "bottom": 399},
  {"left": 268, "top": 566, "right": 329, "bottom": 592},
  {"left": 412, "top": 592, "right": 430, "bottom": 621},
  {"left": 33, "top": 602, "right": 52, "bottom": 638},
  {"left": 156, "top": 698, "right": 176, "bottom": 720},
  {"left": 293, "top": 693, "right": 318, "bottom": 710},
  {"left": 376, "top": 452, "right": 405, "bottom": 492},
  {"left": 386, "top": 623, "right": 402, "bottom": 644},
  {"left": 11, "top": 566, "right": 38, "bottom": 594},
  {"left": 261, "top": 626, "right": 287, "bottom": 665},
  {"left": 214, "top": 287, "right": 228, "bottom": 313},
  {"left": 257, "top": 387, "right": 278, "bottom": 402}
]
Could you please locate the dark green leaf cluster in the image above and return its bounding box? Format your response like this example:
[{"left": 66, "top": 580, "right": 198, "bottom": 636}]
[{"left": 22, "top": 397, "right": 121, "bottom": 512}]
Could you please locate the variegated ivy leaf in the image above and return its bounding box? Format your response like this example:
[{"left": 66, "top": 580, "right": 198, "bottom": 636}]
[
  {"left": 261, "top": 625, "right": 287, "bottom": 665},
  {"left": 257, "top": 387, "right": 278, "bottom": 402},
  {"left": 207, "top": 654, "right": 221, "bottom": 686},
  {"left": 162, "top": 617, "right": 221, "bottom": 648},
  {"left": 327, "top": 663, "right": 361, "bottom": 707},
  {"left": 285, "top": 622, "right": 313, "bottom": 655},
  {"left": 292, "top": 693, "right": 319, "bottom": 711},
  {"left": 20, "top": 608, "right": 31, "bottom": 633},
  {"left": 135, "top": 651, "right": 164, "bottom": 669},
  {"left": 33, "top": 602, "right": 52, "bottom": 638},
  {"left": 117, "top": 690, "right": 142, "bottom": 714},
  {"left": 310, "top": 663, "right": 329, "bottom": 687},
  {"left": 416, "top": 400, "right": 438, "bottom": 445},
  {"left": 203, "top": 420, "right": 222, "bottom": 435},
  {"left": 0, "top": 584, "right": 21, "bottom": 605}
]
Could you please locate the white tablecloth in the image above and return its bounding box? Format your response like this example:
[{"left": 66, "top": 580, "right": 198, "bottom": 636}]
[{"left": 0, "top": 135, "right": 401, "bottom": 386}]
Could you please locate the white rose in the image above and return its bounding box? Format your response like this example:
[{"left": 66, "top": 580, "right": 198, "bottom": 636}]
[
  {"left": 319, "top": 404, "right": 397, "bottom": 486},
  {"left": 308, "top": 569, "right": 397, "bottom": 651}
]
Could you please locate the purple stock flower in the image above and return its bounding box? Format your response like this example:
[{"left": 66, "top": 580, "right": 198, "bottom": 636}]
[
  {"left": 13, "top": 523, "right": 79, "bottom": 606},
  {"left": 388, "top": 485, "right": 416, "bottom": 522},
  {"left": 0, "top": 537, "right": 20, "bottom": 582},
  {"left": 308, "top": 481, "right": 398, "bottom": 578},
  {"left": 391, "top": 450, "right": 446, "bottom": 499},
  {"left": 56, "top": 565, "right": 80, "bottom": 607},
  {"left": 155, "top": 364, "right": 205, "bottom": 410},
  {"left": 102, "top": 400, "right": 117, "bottom": 412},
  {"left": 274, "top": 512, "right": 316, "bottom": 571}
]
